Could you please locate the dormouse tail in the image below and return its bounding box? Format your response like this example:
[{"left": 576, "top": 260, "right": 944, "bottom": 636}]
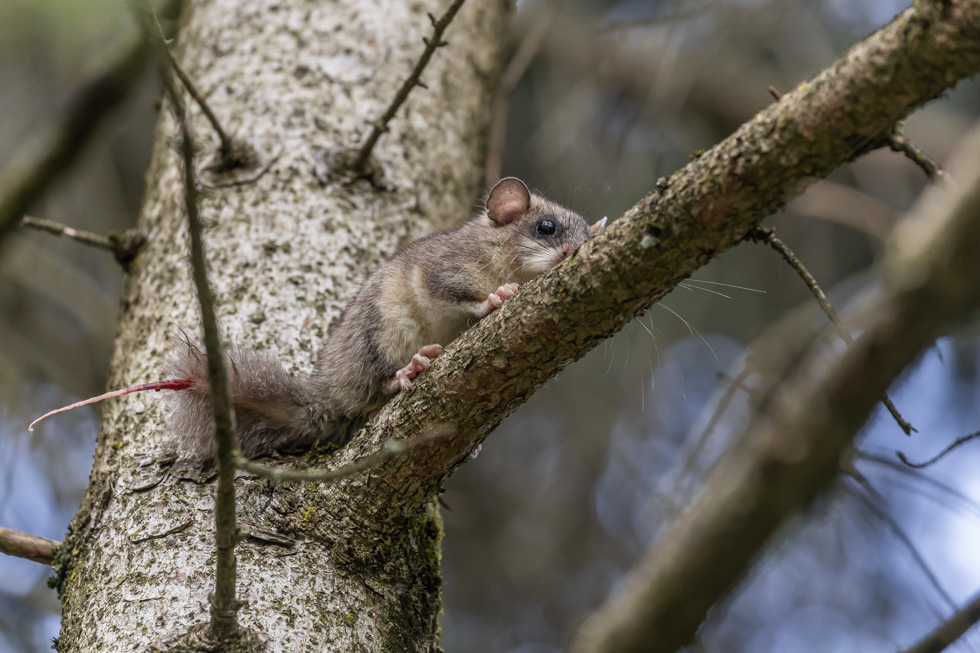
[
  {"left": 29, "top": 378, "right": 195, "bottom": 432},
  {"left": 165, "top": 340, "right": 338, "bottom": 461}
]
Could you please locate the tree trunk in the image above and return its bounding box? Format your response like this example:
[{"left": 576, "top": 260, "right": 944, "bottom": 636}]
[{"left": 54, "top": 0, "right": 507, "bottom": 649}]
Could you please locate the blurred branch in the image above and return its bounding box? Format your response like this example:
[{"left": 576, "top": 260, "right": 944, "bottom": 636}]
[
  {"left": 0, "top": 527, "right": 59, "bottom": 565},
  {"left": 20, "top": 216, "right": 146, "bottom": 270},
  {"left": 570, "top": 112, "right": 980, "bottom": 653},
  {"left": 749, "top": 226, "right": 915, "bottom": 434},
  {"left": 901, "top": 589, "right": 980, "bottom": 653},
  {"left": 0, "top": 0, "right": 181, "bottom": 251},
  {"left": 786, "top": 180, "right": 898, "bottom": 241},
  {"left": 352, "top": 0, "right": 467, "bottom": 174},
  {"left": 484, "top": 6, "right": 555, "bottom": 185}
]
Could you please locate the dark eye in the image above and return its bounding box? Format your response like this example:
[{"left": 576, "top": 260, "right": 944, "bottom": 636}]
[{"left": 537, "top": 220, "right": 556, "bottom": 236}]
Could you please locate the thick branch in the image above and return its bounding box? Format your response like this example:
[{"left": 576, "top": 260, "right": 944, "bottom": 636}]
[
  {"left": 569, "top": 120, "right": 980, "bottom": 652},
  {"left": 325, "top": 0, "right": 980, "bottom": 532}
]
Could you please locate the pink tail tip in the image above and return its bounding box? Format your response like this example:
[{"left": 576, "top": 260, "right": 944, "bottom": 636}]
[{"left": 29, "top": 378, "right": 195, "bottom": 432}]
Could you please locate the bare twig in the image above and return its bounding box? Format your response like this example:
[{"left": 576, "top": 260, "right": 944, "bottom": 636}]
[
  {"left": 236, "top": 430, "right": 448, "bottom": 484},
  {"left": 484, "top": 7, "right": 555, "bottom": 185},
  {"left": 0, "top": 526, "right": 60, "bottom": 565},
  {"left": 900, "top": 589, "right": 980, "bottom": 653},
  {"left": 20, "top": 215, "right": 146, "bottom": 270},
  {"left": 898, "top": 429, "right": 980, "bottom": 468},
  {"left": 887, "top": 125, "right": 946, "bottom": 181},
  {"left": 353, "top": 0, "right": 467, "bottom": 173},
  {"left": 138, "top": 0, "right": 253, "bottom": 171},
  {"left": 749, "top": 226, "right": 916, "bottom": 435}
]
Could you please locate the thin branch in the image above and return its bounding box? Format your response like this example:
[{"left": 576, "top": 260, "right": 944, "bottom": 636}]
[
  {"left": 139, "top": 0, "right": 253, "bottom": 171},
  {"left": 236, "top": 429, "right": 449, "bottom": 484},
  {"left": 900, "top": 589, "right": 980, "bottom": 653},
  {"left": 898, "top": 429, "right": 980, "bottom": 468},
  {"left": 484, "top": 7, "right": 555, "bottom": 185},
  {"left": 145, "top": 6, "right": 245, "bottom": 637},
  {"left": 887, "top": 124, "right": 946, "bottom": 181},
  {"left": 857, "top": 450, "right": 980, "bottom": 520},
  {"left": 20, "top": 215, "right": 146, "bottom": 270},
  {"left": 0, "top": 2, "right": 176, "bottom": 250},
  {"left": 352, "top": 0, "right": 467, "bottom": 173},
  {"left": 749, "top": 226, "right": 916, "bottom": 435},
  {"left": 0, "top": 527, "right": 60, "bottom": 565}
]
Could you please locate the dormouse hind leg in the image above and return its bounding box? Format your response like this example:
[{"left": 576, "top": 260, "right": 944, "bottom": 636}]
[
  {"left": 473, "top": 283, "right": 519, "bottom": 318},
  {"left": 386, "top": 344, "right": 444, "bottom": 394}
]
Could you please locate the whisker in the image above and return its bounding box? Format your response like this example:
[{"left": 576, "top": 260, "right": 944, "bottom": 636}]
[
  {"left": 679, "top": 282, "right": 732, "bottom": 300},
  {"left": 684, "top": 278, "right": 766, "bottom": 294},
  {"left": 658, "top": 303, "right": 719, "bottom": 362}
]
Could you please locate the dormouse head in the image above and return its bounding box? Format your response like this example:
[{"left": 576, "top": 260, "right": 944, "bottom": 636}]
[{"left": 486, "top": 177, "right": 605, "bottom": 277}]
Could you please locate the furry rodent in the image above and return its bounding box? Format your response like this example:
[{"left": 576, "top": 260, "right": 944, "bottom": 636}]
[{"left": 165, "top": 177, "right": 603, "bottom": 460}]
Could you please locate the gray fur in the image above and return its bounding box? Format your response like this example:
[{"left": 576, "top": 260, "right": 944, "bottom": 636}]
[{"left": 167, "top": 178, "right": 597, "bottom": 461}]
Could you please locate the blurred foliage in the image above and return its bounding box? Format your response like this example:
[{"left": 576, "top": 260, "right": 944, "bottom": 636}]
[{"left": 1, "top": 0, "right": 980, "bottom": 651}]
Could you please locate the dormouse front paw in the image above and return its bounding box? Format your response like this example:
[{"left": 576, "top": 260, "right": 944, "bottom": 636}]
[
  {"left": 474, "top": 283, "right": 519, "bottom": 318},
  {"left": 388, "top": 344, "right": 444, "bottom": 393}
]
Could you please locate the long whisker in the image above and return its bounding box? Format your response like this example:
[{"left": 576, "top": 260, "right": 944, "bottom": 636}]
[
  {"left": 683, "top": 279, "right": 766, "bottom": 293},
  {"left": 658, "top": 303, "right": 719, "bottom": 362},
  {"left": 679, "top": 282, "right": 732, "bottom": 300}
]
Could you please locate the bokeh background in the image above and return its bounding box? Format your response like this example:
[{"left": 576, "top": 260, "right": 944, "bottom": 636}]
[{"left": 2, "top": 1, "right": 980, "bottom": 651}]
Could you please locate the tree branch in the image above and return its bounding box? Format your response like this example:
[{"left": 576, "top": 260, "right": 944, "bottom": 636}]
[
  {"left": 0, "top": 0, "right": 180, "bottom": 250},
  {"left": 352, "top": 0, "right": 467, "bottom": 173},
  {"left": 0, "top": 527, "right": 60, "bottom": 565},
  {"left": 900, "top": 589, "right": 980, "bottom": 653},
  {"left": 569, "top": 117, "right": 980, "bottom": 652},
  {"left": 324, "top": 0, "right": 980, "bottom": 534}
]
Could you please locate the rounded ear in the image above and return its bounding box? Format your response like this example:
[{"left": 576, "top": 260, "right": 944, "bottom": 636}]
[{"left": 486, "top": 177, "right": 531, "bottom": 225}]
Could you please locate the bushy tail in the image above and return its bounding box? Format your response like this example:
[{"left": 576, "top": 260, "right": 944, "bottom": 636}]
[{"left": 165, "top": 339, "right": 334, "bottom": 461}]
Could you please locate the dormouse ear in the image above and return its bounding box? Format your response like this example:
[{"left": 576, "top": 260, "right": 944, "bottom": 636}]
[
  {"left": 486, "top": 177, "right": 531, "bottom": 225},
  {"left": 590, "top": 217, "right": 608, "bottom": 236}
]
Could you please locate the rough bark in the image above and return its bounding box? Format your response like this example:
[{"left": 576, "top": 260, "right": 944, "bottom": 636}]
[{"left": 55, "top": 0, "right": 507, "bottom": 650}]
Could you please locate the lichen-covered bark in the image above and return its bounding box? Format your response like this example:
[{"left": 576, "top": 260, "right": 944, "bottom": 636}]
[{"left": 56, "top": 0, "right": 507, "bottom": 650}]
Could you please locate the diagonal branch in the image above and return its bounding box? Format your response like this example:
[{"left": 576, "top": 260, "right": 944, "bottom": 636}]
[
  {"left": 569, "top": 118, "right": 980, "bottom": 652},
  {"left": 325, "top": 0, "right": 980, "bottom": 529}
]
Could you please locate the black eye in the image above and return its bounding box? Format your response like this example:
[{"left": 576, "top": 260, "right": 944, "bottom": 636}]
[{"left": 537, "top": 220, "right": 556, "bottom": 236}]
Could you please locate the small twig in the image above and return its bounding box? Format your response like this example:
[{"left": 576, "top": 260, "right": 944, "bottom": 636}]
[
  {"left": 353, "top": 0, "right": 467, "bottom": 173},
  {"left": 20, "top": 215, "right": 146, "bottom": 270},
  {"left": 886, "top": 125, "right": 946, "bottom": 181},
  {"left": 768, "top": 85, "right": 782, "bottom": 101},
  {"left": 857, "top": 450, "right": 980, "bottom": 519},
  {"left": 898, "top": 429, "right": 980, "bottom": 469},
  {"left": 749, "top": 226, "right": 916, "bottom": 435},
  {"left": 485, "top": 8, "right": 555, "bottom": 185},
  {"left": 0, "top": 526, "right": 60, "bottom": 565},
  {"left": 236, "top": 430, "right": 448, "bottom": 484},
  {"left": 900, "top": 589, "right": 980, "bottom": 653},
  {"left": 138, "top": 0, "right": 251, "bottom": 171}
]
